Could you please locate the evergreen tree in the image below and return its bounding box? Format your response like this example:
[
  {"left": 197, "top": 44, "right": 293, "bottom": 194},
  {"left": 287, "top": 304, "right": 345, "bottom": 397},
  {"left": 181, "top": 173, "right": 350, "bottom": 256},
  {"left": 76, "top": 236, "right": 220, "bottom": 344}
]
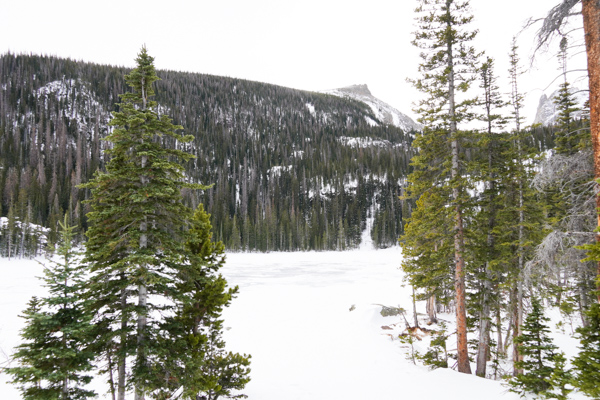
[
  {"left": 7, "top": 215, "right": 95, "bottom": 400},
  {"left": 572, "top": 303, "right": 600, "bottom": 399},
  {"left": 505, "top": 39, "right": 548, "bottom": 376},
  {"left": 150, "top": 204, "right": 251, "bottom": 400},
  {"left": 509, "top": 297, "right": 567, "bottom": 398},
  {"left": 81, "top": 47, "right": 206, "bottom": 400},
  {"left": 531, "top": 32, "right": 594, "bottom": 329},
  {"left": 402, "top": 0, "right": 479, "bottom": 374},
  {"left": 471, "top": 56, "right": 508, "bottom": 378},
  {"left": 553, "top": 37, "right": 587, "bottom": 156}
]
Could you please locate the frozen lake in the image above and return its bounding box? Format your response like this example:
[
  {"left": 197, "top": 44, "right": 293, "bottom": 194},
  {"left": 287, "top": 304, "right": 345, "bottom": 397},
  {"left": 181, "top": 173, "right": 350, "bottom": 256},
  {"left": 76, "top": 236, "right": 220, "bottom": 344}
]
[{"left": 1, "top": 249, "right": 529, "bottom": 400}]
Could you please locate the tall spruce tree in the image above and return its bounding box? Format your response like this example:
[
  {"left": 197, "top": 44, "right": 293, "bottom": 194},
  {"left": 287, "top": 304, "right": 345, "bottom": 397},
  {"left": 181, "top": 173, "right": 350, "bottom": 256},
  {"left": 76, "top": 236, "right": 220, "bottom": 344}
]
[
  {"left": 504, "top": 40, "right": 548, "bottom": 376},
  {"left": 401, "top": 0, "right": 479, "bottom": 374},
  {"left": 471, "top": 57, "right": 507, "bottom": 378},
  {"left": 81, "top": 47, "right": 206, "bottom": 400},
  {"left": 7, "top": 215, "right": 95, "bottom": 400}
]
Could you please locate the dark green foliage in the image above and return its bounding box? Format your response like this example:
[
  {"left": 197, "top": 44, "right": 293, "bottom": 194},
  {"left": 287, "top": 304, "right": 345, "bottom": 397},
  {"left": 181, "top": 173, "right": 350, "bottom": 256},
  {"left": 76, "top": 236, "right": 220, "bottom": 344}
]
[
  {"left": 0, "top": 52, "right": 415, "bottom": 252},
  {"left": 572, "top": 303, "right": 600, "bottom": 399},
  {"left": 509, "top": 297, "right": 568, "bottom": 398},
  {"left": 81, "top": 48, "right": 248, "bottom": 400},
  {"left": 6, "top": 216, "right": 95, "bottom": 400},
  {"left": 418, "top": 324, "right": 449, "bottom": 369},
  {"left": 546, "top": 352, "right": 572, "bottom": 400},
  {"left": 152, "top": 205, "right": 250, "bottom": 400},
  {"left": 81, "top": 48, "right": 205, "bottom": 397}
]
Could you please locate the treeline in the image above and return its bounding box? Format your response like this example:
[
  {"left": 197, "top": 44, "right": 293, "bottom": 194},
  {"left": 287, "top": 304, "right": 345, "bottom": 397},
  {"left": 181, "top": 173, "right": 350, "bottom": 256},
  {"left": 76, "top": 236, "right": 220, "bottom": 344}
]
[
  {"left": 400, "top": 0, "right": 599, "bottom": 396},
  {"left": 0, "top": 53, "right": 416, "bottom": 253}
]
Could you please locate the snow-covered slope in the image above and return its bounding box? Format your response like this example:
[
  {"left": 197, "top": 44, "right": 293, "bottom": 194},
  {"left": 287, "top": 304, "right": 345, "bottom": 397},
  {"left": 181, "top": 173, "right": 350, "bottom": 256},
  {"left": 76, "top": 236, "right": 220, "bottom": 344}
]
[
  {"left": 1, "top": 249, "right": 588, "bottom": 400},
  {"left": 322, "top": 84, "right": 421, "bottom": 132},
  {"left": 533, "top": 85, "right": 588, "bottom": 126}
]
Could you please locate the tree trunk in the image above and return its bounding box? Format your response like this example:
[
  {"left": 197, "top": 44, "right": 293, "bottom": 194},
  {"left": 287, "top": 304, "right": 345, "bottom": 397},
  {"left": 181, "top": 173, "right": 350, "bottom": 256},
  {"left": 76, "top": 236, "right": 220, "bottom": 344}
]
[
  {"left": 476, "top": 273, "right": 492, "bottom": 377},
  {"left": 108, "top": 349, "right": 117, "bottom": 400},
  {"left": 582, "top": 0, "right": 600, "bottom": 303},
  {"left": 446, "top": 0, "right": 471, "bottom": 373},
  {"left": 496, "top": 306, "right": 504, "bottom": 356},
  {"left": 512, "top": 281, "right": 524, "bottom": 376},
  {"left": 136, "top": 77, "right": 149, "bottom": 400},
  {"left": 136, "top": 282, "right": 147, "bottom": 400},
  {"left": 118, "top": 286, "right": 127, "bottom": 400},
  {"left": 412, "top": 286, "right": 420, "bottom": 328},
  {"left": 427, "top": 293, "right": 438, "bottom": 324},
  {"left": 477, "top": 83, "right": 497, "bottom": 378},
  {"left": 136, "top": 152, "right": 148, "bottom": 400}
]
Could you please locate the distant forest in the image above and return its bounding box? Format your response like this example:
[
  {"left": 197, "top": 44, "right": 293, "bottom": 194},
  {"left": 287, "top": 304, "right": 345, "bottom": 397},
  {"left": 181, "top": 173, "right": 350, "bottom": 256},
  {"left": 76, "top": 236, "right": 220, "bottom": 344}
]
[
  {"left": 0, "top": 53, "right": 556, "bottom": 255},
  {"left": 0, "top": 53, "right": 423, "bottom": 253}
]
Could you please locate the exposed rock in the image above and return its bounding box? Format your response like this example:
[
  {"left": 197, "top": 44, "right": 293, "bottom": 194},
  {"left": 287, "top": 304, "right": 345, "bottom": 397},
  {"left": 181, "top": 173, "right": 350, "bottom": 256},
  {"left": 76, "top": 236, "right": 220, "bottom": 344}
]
[
  {"left": 533, "top": 85, "right": 588, "bottom": 126},
  {"left": 321, "top": 84, "right": 421, "bottom": 133}
]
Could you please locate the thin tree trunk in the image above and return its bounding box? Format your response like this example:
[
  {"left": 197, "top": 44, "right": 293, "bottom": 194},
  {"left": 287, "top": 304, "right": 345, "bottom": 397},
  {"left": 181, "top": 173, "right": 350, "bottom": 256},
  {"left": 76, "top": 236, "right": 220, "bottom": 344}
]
[
  {"left": 477, "top": 81, "right": 497, "bottom": 378},
  {"left": 496, "top": 306, "right": 504, "bottom": 356},
  {"left": 504, "top": 309, "right": 513, "bottom": 355},
  {"left": 118, "top": 286, "right": 127, "bottom": 400},
  {"left": 108, "top": 349, "right": 117, "bottom": 400},
  {"left": 412, "top": 286, "right": 419, "bottom": 328},
  {"left": 427, "top": 293, "right": 438, "bottom": 324},
  {"left": 446, "top": 0, "right": 471, "bottom": 373},
  {"left": 476, "top": 274, "right": 492, "bottom": 377},
  {"left": 582, "top": 0, "right": 600, "bottom": 303},
  {"left": 136, "top": 77, "right": 149, "bottom": 400},
  {"left": 136, "top": 163, "right": 148, "bottom": 400},
  {"left": 512, "top": 281, "right": 524, "bottom": 376}
]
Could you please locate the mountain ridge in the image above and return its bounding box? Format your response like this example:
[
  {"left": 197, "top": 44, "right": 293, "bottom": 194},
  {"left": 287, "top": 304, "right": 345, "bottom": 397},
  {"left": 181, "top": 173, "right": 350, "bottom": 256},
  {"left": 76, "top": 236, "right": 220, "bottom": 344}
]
[
  {"left": 321, "top": 84, "right": 421, "bottom": 133},
  {"left": 533, "top": 84, "right": 588, "bottom": 126},
  {"left": 0, "top": 53, "right": 414, "bottom": 253}
]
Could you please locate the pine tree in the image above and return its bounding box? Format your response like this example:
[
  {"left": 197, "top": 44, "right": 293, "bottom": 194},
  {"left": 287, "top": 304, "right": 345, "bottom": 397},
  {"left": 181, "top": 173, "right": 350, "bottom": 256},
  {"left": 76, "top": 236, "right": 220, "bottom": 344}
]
[
  {"left": 572, "top": 303, "right": 600, "bottom": 399},
  {"left": 505, "top": 39, "right": 549, "bottom": 376},
  {"left": 81, "top": 47, "right": 206, "bottom": 400},
  {"left": 402, "top": 0, "right": 479, "bottom": 374},
  {"left": 7, "top": 215, "right": 95, "bottom": 400},
  {"left": 471, "top": 56, "right": 508, "bottom": 378},
  {"left": 509, "top": 297, "right": 566, "bottom": 398},
  {"left": 149, "top": 204, "right": 250, "bottom": 400}
]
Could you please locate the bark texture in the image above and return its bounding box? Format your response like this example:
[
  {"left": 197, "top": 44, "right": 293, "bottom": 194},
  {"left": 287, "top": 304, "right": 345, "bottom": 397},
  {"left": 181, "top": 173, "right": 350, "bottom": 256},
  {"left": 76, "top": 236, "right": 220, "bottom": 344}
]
[{"left": 582, "top": 0, "right": 600, "bottom": 302}]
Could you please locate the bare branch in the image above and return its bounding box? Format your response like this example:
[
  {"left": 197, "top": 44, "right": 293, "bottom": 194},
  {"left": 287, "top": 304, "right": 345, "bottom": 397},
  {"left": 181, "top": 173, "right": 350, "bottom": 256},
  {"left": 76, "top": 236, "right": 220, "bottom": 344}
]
[
  {"left": 533, "top": 149, "right": 594, "bottom": 191},
  {"left": 530, "top": 0, "right": 581, "bottom": 57},
  {"left": 541, "top": 69, "right": 589, "bottom": 91}
]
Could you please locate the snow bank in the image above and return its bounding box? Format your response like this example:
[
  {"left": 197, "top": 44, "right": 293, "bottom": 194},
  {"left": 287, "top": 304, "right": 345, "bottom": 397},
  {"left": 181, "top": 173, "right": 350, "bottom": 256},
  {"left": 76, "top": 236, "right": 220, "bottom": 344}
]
[{"left": 0, "top": 249, "right": 585, "bottom": 399}]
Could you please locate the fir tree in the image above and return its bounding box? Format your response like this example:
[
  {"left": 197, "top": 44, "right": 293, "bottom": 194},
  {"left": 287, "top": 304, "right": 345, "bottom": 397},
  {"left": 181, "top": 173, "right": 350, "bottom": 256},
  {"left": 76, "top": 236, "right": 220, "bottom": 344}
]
[
  {"left": 572, "top": 303, "right": 600, "bottom": 399},
  {"left": 509, "top": 297, "right": 567, "bottom": 398},
  {"left": 149, "top": 204, "right": 250, "bottom": 400},
  {"left": 81, "top": 47, "right": 206, "bottom": 400},
  {"left": 472, "top": 56, "right": 508, "bottom": 378},
  {"left": 7, "top": 215, "right": 95, "bottom": 400},
  {"left": 402, "top": 0, "right": 479, "bottom": 374}
]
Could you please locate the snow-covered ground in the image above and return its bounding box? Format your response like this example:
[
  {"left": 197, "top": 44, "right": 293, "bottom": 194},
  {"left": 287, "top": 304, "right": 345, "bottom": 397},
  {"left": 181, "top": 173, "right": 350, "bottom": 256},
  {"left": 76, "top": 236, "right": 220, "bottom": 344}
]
[{"left": 0, "top": 249, "right": 587, "bottom": 399}]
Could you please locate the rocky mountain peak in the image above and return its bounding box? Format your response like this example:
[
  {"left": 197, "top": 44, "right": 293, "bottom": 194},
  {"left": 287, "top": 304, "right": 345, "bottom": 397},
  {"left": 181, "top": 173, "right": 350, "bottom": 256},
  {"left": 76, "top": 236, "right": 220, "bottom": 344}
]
[
  {"left": 533, "top": 86, "right": 587, "bottom": 126},
  {"left": 321, "top": 84, "right": 421, "bottom": 133},
  {"left": 338, "top": 84, "right": 372, "bottom": 97}
]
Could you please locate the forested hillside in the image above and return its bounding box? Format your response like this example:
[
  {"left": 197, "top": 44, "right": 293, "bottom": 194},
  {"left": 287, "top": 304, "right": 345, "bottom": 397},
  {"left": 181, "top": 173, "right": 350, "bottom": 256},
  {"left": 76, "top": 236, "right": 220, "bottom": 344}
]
[{"left": 0, "top": 53, "right": 417, "bottom": 252}]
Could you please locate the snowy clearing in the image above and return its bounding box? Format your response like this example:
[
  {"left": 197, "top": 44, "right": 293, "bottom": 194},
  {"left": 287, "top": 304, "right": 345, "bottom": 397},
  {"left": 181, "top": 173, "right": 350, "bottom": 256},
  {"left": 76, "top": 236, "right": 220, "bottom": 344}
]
[{"left": 0, "top": 249, "right": 587, "bottom": 399}]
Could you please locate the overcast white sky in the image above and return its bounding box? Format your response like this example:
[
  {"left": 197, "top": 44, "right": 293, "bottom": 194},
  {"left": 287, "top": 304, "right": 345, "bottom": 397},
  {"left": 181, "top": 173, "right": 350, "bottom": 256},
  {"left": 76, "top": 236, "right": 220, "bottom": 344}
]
[{"left": 0, "top": 0, "right": 588, "bottom": 124}]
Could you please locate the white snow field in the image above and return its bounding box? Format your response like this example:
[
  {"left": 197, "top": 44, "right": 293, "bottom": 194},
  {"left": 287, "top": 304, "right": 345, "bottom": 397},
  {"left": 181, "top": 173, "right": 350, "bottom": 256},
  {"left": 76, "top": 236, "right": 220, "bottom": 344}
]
[{"left": 0, "top": 248, "right": 587, "bottom": 399}]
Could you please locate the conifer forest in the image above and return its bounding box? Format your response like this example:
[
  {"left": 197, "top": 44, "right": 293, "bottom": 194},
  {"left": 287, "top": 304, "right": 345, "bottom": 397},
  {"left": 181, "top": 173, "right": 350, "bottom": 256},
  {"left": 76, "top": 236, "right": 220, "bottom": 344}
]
[
  {"left": 2, "top": 0, "right": 600, "bottom": 399},
  {"left": 0, "top": 51, "right": 417, "bottom": 254}
]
